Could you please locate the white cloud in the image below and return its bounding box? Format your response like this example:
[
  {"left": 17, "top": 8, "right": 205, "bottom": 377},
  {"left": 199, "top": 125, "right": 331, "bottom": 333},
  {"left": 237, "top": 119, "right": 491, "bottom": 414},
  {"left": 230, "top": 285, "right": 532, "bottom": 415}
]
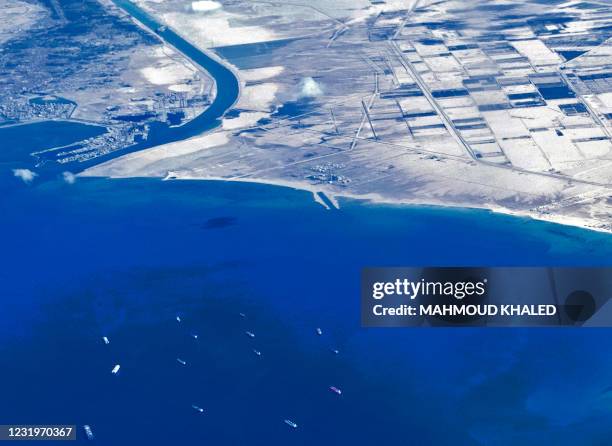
[
  {"left": 298, "top": 77, "right": 324, "bottom": 98},
  {"left": 62, "top": 171, "right": 76, "bottom": 184},
  {"left": 191, "top": 1, "right": 222, "bottom": 12},
  {"left": 13, "top": 168, "right": 37, "bottom": 183}
]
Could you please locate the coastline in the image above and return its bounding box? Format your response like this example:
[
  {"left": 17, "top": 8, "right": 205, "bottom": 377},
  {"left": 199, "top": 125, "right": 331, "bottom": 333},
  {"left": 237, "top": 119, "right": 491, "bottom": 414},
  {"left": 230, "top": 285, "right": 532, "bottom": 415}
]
[
  {"left": 190, "top": 177, "right": 612, "bottom": 235},
  {"left": 77, "top": 0, "right": 611, "bottom": 237},
  {"left": 84, "top": 171, "right": 612, "bottom": 235}
]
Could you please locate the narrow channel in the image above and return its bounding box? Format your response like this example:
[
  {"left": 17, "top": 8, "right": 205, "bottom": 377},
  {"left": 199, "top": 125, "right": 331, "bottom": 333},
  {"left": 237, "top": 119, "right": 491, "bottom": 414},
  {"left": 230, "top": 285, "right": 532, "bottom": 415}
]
[{"left": 75, "top": 0, "right": 240, "bottom": 170}]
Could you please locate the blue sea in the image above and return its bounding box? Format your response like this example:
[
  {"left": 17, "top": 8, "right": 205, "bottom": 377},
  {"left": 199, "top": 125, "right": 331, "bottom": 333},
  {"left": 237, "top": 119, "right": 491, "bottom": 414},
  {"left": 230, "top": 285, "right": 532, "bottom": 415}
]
[{"left": 2, "top": 118, "right": 612, "bottom": 445}]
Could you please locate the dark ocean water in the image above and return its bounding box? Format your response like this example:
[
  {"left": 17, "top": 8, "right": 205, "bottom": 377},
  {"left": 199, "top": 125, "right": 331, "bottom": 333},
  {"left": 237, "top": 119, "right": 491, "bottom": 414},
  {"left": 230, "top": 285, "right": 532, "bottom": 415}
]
[{"left": 2, "top": 159, "right": 612, "bottom": 445}]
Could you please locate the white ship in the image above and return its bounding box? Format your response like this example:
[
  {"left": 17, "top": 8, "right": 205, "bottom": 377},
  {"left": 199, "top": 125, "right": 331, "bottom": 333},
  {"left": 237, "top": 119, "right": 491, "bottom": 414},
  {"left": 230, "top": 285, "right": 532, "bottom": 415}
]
[
  {"left": 83, "top": 425, "right": 94, "bottom": 440},
  {"left": 329, "top": 386, "right": 342, "bottom": 395},
  {"left": 111, "top": 364, "right": 120, "bottom": 375},
  {"left": 284, "top": 419, "right": 298, "bottom": 429}
]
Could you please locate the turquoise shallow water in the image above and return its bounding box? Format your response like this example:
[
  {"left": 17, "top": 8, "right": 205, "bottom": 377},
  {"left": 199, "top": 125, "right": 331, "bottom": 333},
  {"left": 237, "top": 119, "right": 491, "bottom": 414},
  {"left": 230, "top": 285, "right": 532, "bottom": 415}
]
[{"left": 1, "top": 169, "right": 612, "bottom": 445}]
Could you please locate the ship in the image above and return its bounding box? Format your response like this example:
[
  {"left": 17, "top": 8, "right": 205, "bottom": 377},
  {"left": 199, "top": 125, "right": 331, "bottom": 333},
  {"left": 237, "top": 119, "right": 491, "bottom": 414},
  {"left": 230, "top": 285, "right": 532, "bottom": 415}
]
[
  {"left": 102, "top": 336, "right": 109, "bottom": 345},
  {"left": 253, "top": 349, "right": 262, "bottom": 356},
  {"left": 284, "top": 419, "right": 298, "bottom": 429},
  {"left": 111, "top": 364, "right": 120, "bottom": 375},
  {"left": 176, "top": 358, "right": 187, "bottom": 366},
  {"left": 329, "top": 386, "right": 342, "bottom": 395},
  {"left": 245, "top": 331, "right": 255, "bottom": 338},
  {"left": 191, "top": 405, "right": 204, "bottom": 413},
  {"left": 316, "top": 328, "right": 322, "bottom": 335},
  {"left": 83, "top": 425, "right": 94, "bottom": 441}
]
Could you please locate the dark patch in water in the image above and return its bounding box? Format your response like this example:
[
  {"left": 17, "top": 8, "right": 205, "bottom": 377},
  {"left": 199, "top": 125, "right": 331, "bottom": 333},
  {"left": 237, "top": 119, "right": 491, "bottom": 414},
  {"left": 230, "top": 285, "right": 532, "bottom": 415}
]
[{"left": 203, "top": 216, "right": 237, "bottom": 229}]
